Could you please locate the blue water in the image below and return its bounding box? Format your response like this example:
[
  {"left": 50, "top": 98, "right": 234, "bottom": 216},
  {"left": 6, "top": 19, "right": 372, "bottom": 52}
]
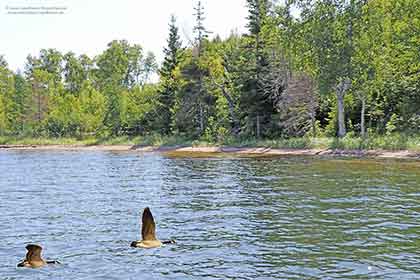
[{"left": 1, "top": 150, "right": 419, "bottom": 279}]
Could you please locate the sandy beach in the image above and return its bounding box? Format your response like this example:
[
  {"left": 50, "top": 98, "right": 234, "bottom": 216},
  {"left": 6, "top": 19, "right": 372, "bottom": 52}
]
[{"left": 1, "top": 144, "right": 419, "bottom": 159}]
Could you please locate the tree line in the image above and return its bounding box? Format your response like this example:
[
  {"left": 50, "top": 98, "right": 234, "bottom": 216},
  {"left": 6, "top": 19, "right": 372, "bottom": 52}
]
[{"left": 0, "top": 0, "right": 419, "bottom": 142}]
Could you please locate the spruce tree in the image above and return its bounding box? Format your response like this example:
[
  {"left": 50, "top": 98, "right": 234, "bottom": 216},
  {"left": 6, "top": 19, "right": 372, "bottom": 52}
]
[
  {"left": 240, "top": 0, "right": 274, "bottom": 138},
  {"left": 160, "top": 15, "right": 182, "bottom": 79},
  {"left": 172, "top": 2, "right": 213, "bottom": 136},
  {"left": 157, "top": 15, "right": 183, "bottom": 135},
  {"left": 192, "top": 1, "right": 210, "bottom": 134},
  {"left": 193, "top": 1, "right": 210, "bottom": 57}
]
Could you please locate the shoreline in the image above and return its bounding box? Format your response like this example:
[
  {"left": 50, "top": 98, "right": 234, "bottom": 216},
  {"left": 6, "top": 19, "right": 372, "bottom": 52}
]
[{"left": 1, "top": 144, "right": 420, "bottom": 160}]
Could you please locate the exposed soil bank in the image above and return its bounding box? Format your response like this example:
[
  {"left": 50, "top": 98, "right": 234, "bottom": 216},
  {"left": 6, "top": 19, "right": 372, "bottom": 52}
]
[{"left": 1, "top": 144, "right": 420, "bottom": 160}]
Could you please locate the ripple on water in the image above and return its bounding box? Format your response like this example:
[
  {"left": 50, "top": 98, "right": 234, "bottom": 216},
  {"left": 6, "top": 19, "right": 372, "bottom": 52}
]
[{"left": 0, "top": 151, "right": 419, "bottom": 279}]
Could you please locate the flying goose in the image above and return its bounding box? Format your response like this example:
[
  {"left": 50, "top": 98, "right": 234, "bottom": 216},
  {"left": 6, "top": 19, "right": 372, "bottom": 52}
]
[
  {"left": 17, "top": 244, "right": 60, "bottom": 268},
  {"left": 130, "top": 207, "right": 175, "bottom": 248}
]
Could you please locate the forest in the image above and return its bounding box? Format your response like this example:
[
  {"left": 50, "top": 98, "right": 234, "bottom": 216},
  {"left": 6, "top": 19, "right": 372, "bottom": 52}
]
[{"left": 0, "top": 0, "right": 419, "bottom": 148}]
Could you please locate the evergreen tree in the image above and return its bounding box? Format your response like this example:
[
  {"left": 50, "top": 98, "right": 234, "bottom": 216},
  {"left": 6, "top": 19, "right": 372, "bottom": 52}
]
[
  {"left": 24, "top": 55, "right": 54, "bottom": 135},
  {"left": 193, "top": 1, "right": 210, "bottom": 57},
  {"left": 0, "top": 58, "right": 15, "bottom": 135},
  {"left": 190, "top": 1, "right": 212, "bottom": 135},
  {"left": 240, "top": 0, "right": 275, "bottom": 138},
  {"left": 173, "top": 2, "right": 213, "bottom": 136},
  {"left": 156, "top": 15, "right": 183, "bottom": 135},
  {"left": 12, "top": 72, "right": 31, "bottom": 133}
]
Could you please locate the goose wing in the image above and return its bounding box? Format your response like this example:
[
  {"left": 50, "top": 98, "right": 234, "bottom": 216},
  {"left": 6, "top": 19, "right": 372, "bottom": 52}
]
[
  {"left": 25, "top": 244, "right": 43, "bottom": 261},
  {"left": 141, "top": 207, "right": 157, "bottom": 241}
]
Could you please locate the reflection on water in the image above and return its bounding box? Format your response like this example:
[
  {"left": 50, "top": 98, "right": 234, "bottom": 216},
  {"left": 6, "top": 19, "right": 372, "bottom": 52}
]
[{"left": 0, "top": 151, "right": 419, "bottom": 279}]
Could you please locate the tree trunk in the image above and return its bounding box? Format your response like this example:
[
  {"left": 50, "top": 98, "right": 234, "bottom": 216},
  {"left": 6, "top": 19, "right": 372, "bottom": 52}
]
[
  {"left": 311, "top": 113, "right": 316, "bottom": 137},
  {"left": 337, "top": 93, "right": 346, "bottom": 137},
  {"left": 219, "top": 85, "right": 240, "bottom": 136},
  {"left": 360, "top": 96, "right": 366, "bottom": 138},
  {"left": 336, "top": 78, "right": 351, "bottom": 138},
  {"left": 256, "top": 114, "right": 261, "bottom": 139},
  {"left": 34, "top": 82, "right": 41, "bottom": 124},
  {"left": 211, "top": 78, "right": 240, "bottom": 136},
  {"left": 199, "top": 102, "right": 204, "bottom": 134}
]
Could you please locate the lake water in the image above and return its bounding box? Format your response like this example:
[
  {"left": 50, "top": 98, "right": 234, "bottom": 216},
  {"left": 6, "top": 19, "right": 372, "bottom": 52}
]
[{"left": 0, "top": 150, "right": 419, "bottom": 279}]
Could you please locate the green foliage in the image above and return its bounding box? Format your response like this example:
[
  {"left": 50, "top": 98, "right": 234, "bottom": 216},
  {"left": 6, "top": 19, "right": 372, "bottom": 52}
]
[
  {"left": 0, "top": 94, "right": 7, "bottom": 134},
  {"left": 385, "top": 113, "right": 400, "bottom": 135},
  {"left": 0, "top": 0, "right": 418, "bottom": 147},
  {"left": 0, "top": 62, "right": 15, "bottom": 135},
  {"left": 63, "top": 52, "right": 88, "bottom": 94},
  {"left": 79, "top": 82, "right": 107, "bottom": 135},
  {"left": 329, "top": 133, "right": 414, "bottom": 151},
  {"left": 46, "top": 94, "right": 80, "bottom": 137},
  {"left": 123, "top": 85, "right": 158, "bottom": 135},
  {"left": 156, "top": 15, "right": 184, "bottom": 135},
  {"left": 44, "top": 81, "right": 106, "bottom": 137}
]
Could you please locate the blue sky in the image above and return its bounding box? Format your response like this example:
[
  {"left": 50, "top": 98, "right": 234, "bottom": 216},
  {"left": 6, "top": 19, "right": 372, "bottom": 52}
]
[{"left": 0, "top": 0, "right": 248, "bottom": 71}]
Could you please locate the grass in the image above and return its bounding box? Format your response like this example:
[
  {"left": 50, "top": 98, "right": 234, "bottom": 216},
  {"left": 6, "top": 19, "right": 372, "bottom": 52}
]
[
  {"left": 327, "top": 135, "right": 420, "bottom": 151},
  {"left": 1, "top": 134, "right": 420, "bottom": 151},
  {"left": 0, "top": 134, "right": 192, "bottom": 147},
  {"left": 0, "top": 136, "right": 91, "bottom": 145},
  {"left": 221, "top": 134, "right": 420, "bottom": 151}
]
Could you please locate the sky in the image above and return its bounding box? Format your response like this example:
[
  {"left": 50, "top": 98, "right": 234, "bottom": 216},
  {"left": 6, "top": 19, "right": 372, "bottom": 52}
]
[{"left": 0, "top": 0, "right": 249, "bottom": 71}]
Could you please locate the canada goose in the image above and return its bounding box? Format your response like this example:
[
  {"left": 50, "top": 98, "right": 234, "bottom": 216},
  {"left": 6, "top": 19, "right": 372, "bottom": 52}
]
[
  {"left": 130, "top": 207, "right": 175, "bottom": 248},
  {"left": 17, "top": 244, "right": 60, "bottom": 268}
]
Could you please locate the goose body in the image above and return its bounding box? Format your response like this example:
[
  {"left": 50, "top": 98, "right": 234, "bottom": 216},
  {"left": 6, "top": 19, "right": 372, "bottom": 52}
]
[
  {"left": 130, "top": 207, "right": 175, "bottom": 249},
  {"left": 17, "top": 244, "right": 60, "bottom": 268}
]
